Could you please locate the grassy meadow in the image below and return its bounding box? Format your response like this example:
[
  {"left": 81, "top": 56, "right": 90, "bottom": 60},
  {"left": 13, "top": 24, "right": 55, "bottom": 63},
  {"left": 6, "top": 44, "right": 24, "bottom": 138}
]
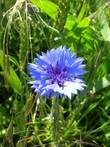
[{"left": 0, "top": 0, "right": 110, "bottom": 146}]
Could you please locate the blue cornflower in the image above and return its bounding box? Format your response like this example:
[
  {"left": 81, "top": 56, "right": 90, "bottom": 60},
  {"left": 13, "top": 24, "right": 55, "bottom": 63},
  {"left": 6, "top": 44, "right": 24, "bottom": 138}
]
[{"left": 28, "top": 46, "right": 86, "bottom": 98}]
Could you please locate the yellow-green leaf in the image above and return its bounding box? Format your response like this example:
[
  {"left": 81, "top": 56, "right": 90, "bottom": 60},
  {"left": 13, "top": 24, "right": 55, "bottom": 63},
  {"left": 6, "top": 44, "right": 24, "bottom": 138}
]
[{"left": 31, "top": 0, "right": 58, "bottom": 19}]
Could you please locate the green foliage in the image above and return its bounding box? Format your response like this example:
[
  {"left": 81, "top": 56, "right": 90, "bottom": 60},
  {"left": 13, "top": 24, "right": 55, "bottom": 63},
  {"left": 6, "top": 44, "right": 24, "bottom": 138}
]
[
  {"left": 31, "top": 0, "right": 58, "bottom": 19},
  {"left": 93, "top": 75, "right": 110, "bottom": 93},
  {"left": 97, "top": 7, "right": 110, "bottom": 41},
  {"left": 0, "top": 0, "right": 110, "bottom": 146},
  {"left": 0, "top": 50, "right": 23, "bottom": 94}
]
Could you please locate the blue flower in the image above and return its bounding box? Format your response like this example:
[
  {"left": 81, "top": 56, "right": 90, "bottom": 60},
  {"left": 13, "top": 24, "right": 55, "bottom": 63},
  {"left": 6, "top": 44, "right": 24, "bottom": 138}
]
[{"left": 28, "top": 46, "right": 86, "bottom": 98}]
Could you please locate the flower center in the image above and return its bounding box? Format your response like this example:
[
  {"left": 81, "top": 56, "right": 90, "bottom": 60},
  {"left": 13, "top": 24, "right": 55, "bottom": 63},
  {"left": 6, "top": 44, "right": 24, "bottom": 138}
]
[{"left": 46, "top": 65, "right": 71, "bottom": 86}]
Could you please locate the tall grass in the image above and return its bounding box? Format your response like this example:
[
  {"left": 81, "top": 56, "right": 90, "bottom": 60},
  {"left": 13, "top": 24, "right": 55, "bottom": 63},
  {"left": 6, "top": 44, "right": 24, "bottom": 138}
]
[{"left": 0, "top": 0, "right": 110, "bottom": 146}]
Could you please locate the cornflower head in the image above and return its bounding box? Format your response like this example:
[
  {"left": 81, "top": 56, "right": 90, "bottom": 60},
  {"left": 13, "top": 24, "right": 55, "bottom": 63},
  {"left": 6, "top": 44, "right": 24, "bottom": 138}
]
[{"left": 28, "top": 46, "right": 87, "bottom": 98}]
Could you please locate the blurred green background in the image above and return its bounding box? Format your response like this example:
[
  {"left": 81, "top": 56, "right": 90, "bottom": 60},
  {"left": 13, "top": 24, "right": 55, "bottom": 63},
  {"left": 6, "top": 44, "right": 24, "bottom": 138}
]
[{"left": 0, "top": 0, "right": 110, "bottom": 146}]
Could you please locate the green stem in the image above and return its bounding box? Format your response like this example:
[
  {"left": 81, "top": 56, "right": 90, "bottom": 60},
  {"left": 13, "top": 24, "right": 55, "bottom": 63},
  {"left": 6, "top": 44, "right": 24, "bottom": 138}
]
[
  {"left": 87, "top": 45, "right": 104, "bottom": 92},
  {"left": 51, "top": 97, "right": 60, "bottom": 147}
]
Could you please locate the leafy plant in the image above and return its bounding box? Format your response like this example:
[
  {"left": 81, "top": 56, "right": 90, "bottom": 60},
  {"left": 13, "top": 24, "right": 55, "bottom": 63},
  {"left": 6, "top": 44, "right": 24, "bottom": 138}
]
[{"left": 0, "top": 0, "right": 110, "bottom": 146}]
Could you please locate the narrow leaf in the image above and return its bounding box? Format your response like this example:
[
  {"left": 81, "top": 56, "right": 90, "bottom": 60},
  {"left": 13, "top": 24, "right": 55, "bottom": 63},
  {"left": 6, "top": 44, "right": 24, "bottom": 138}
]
[
  {"left": 97, "top": 8, "right": 110, "bottom": 41},
  {"left": 8, "top": 67, "right": 23, "bottom": 95},
  {"left": 0, "top": 50, "right": 23, "bottom": 95}
]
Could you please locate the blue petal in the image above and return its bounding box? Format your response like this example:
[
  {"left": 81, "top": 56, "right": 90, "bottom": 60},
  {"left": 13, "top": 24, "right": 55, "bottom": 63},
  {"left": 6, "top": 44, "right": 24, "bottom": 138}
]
[{"left": 28, "top": 46, "right": 87, "bottom": 98}]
